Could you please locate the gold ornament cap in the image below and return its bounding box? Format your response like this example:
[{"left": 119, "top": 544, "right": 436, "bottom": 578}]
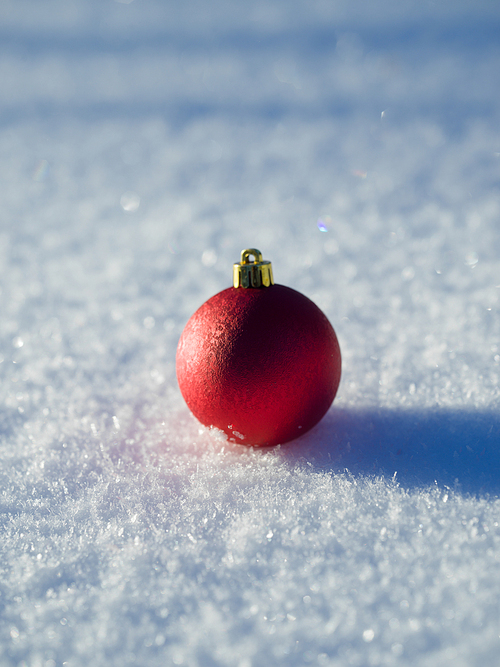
[{"left": 233, "top": 248, "right": 274, "bottom": 288}]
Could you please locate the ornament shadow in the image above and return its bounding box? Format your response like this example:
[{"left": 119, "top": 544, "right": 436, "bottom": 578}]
[{"left": 283, "top": 407, "right": 500, "bottom": 496}]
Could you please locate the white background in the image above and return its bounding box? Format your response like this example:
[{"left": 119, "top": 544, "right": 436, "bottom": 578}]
[{"left": 1, "top": 1, "right": 500, "bottom": 665}]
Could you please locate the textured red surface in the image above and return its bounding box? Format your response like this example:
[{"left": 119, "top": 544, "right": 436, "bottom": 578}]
[{"left": 176, "top": 284, "right": 341, "bottom": 447}]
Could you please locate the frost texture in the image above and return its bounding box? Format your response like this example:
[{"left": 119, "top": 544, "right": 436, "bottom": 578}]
[{"left": 1, "top": 1, "right": 500, "bottom": 665}]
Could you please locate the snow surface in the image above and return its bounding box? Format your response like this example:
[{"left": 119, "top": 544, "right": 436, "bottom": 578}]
[{"left": 1, "top": 1, "right": 500, "bottom": 665}]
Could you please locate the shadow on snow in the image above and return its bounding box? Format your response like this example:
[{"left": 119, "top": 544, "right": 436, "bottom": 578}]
[{"left": 284, "top": 407, "right": 500, "bottom": 497}]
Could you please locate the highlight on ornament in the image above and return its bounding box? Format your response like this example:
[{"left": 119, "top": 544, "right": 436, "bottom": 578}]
[{"left": 176, "top": 248, "right": 342, "bottom": 447}]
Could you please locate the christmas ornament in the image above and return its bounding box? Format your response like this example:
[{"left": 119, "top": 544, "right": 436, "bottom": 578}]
[{"left": 176, "top": 249, "right": 341, "bottom": 447}]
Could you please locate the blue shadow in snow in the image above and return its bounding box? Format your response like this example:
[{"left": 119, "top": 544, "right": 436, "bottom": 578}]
[{"left": 285, "top": 408, "right": 500, "bottom": 496}]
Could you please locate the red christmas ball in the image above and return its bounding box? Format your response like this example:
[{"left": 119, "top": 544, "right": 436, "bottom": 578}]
[{"left": 176, "top": 249, "right": 341, "bottom": 447}]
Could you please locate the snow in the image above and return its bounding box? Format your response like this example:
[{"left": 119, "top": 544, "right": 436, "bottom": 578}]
[{"left": 1, "top": 1, "right": 500, "bottom": 665}]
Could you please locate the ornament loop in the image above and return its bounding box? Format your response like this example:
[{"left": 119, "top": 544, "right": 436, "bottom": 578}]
[
  {"left": 240, "top": 249, "right": 263, "bottom": 265},
  {"left": 233, "top": 248, "right": 274, "bottom": 289}
]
